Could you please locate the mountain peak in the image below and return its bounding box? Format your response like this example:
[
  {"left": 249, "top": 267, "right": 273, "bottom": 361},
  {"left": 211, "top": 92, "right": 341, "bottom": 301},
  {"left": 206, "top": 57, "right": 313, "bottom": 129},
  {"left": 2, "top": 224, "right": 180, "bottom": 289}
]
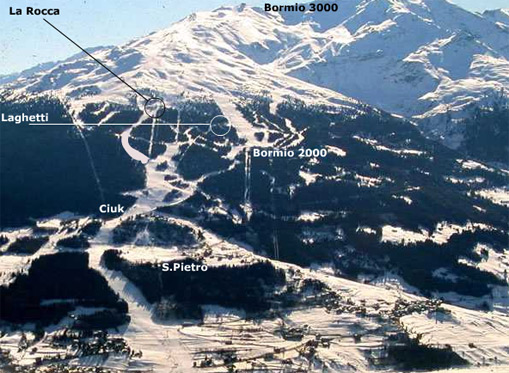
[{"left": 483, "top": 8, "right": 509, "bottom": 28}]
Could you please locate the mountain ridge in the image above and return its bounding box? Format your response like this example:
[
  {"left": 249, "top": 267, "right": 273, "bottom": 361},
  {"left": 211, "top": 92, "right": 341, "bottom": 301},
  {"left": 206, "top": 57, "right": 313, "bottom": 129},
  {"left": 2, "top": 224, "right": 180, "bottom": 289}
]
[{"left": 1, "top": 0, "right": 508, "bottom": 150}]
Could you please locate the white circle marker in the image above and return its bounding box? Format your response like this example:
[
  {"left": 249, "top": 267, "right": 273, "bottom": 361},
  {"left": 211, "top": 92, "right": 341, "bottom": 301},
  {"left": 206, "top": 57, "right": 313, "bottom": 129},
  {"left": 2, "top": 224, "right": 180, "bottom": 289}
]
[
  {"left": 144, "top": 97, "right": 166, "bottom": 119},
  {"left": 209, "top": 115, "right": 231, "bottom": 136}
]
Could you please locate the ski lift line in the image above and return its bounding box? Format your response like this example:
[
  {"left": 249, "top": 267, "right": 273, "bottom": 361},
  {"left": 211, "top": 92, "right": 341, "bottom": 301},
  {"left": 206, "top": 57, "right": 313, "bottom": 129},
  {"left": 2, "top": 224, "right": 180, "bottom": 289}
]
[{"left": 43, "top": 18, "right": 150, "bottom": 102}]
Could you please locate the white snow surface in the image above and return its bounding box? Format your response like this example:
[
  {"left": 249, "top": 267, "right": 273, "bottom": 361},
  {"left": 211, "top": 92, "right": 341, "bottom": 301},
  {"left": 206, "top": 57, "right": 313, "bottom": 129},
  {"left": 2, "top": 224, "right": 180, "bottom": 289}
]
[{"left": 2, "top": 0, "right": 508, "bottom": 142}]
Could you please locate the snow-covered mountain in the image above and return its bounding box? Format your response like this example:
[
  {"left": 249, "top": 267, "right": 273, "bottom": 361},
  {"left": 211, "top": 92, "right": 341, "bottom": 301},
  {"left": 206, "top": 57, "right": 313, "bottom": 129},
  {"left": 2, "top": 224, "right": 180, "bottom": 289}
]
[
  {"left": 484, "top": 8, "right": 509, "bottom": 28},
  {"left": 3, "top": 0, "right": 508, "bottom": 144},
  {"left": 1, "top": 5, "right": 359, "bottom": 115},
  {"left": 279, "top": 0, "right": 509, "bottom": 119},
  {"left": 1, "top": 2, "right": 509, "bottom": 371}
]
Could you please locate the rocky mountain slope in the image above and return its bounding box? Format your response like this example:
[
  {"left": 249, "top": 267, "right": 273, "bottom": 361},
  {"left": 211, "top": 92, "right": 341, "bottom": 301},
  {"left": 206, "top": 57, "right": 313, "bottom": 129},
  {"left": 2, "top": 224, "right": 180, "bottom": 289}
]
[{"left": 483, "top": 8, "right": 509, "bottom": 28}]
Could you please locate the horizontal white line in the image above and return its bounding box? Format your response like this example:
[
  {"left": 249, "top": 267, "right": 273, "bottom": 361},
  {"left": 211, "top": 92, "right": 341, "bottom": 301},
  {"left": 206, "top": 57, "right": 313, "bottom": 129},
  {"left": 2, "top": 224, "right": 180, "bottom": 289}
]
[{"left": 29, "top": 123, "right": 211, "bottom": 126}]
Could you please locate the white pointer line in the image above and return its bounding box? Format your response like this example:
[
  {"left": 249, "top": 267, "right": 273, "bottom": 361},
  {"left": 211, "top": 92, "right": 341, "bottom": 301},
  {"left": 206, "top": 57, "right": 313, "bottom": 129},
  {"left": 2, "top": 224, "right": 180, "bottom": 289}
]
[{"left": 29, "top": 123, "right": 211, "bottom": 126}]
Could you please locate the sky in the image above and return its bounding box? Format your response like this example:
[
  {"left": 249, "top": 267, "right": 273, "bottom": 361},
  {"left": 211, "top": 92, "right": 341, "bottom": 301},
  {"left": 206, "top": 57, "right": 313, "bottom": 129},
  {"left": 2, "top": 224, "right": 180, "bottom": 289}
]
[{"left": 0, "top": 0, "right": 507, "bottom": 75}]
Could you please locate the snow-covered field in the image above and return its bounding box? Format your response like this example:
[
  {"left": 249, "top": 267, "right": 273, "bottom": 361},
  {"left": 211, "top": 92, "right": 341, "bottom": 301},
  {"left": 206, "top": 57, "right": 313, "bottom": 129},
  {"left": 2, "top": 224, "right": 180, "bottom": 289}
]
[
  {"left": 0, "top": 107, "right": 508, "bottom": 373},
  {"left": 381, "top": 221, "right": 494, "bottom": 245}
]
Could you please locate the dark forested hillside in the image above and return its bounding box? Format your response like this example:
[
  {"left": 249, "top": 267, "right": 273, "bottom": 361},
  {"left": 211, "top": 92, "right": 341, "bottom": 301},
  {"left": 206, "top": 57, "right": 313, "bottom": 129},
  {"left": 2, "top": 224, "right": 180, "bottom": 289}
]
[{"left": 0, "top": 96, "right": 145, "bottom": 228}]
